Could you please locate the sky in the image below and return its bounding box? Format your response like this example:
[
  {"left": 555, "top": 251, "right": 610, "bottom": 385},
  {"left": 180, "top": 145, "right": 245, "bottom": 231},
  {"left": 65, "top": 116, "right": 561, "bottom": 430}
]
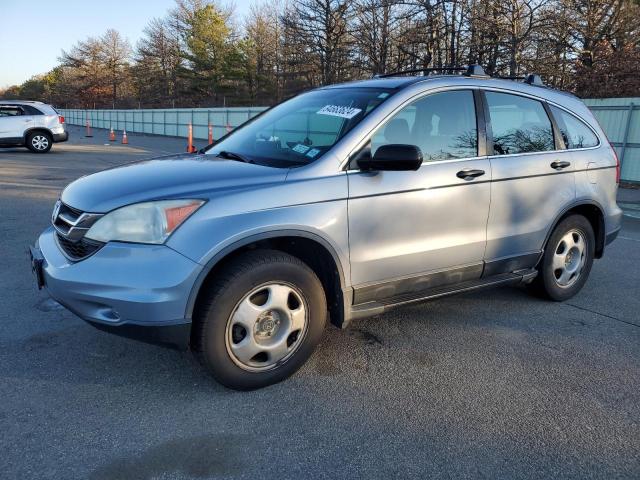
[{"left": 0, "top": 0, "right": 252, "bottom": 88}]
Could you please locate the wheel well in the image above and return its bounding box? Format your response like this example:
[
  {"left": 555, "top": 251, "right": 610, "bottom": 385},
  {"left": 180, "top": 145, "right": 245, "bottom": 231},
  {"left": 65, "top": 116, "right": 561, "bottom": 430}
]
[
  {"left": 192, "top": 236, "right": 345, "bottom": 329},
  {"left": 559, "top": 204, "right": 605, "bottom": 258},
  {"left": 24, "top": 128, "right": 53, "bottom": 140}
]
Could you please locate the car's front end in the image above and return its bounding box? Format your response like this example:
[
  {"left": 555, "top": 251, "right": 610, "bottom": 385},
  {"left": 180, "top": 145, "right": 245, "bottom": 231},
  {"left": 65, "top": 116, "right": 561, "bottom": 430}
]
[{"left": 28, "top": 151, "right": 297, "bottom": 349}]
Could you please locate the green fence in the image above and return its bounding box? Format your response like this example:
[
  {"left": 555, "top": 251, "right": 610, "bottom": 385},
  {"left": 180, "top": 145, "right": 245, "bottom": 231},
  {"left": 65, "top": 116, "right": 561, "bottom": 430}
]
[
  {"left": 60, "top": 98, "right": 640, "bottom": 182},
  {"left": 59, "top": 107, "right": 268, "bottom": 143},
  {"left": 584, "top": 98, "right": 639, "bottom": 183}
]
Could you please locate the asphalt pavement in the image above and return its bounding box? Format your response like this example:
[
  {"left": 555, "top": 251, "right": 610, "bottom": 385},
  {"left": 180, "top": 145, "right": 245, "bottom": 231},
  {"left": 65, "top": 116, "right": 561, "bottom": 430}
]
[{"left": 1, "top": 126, "right": 639, "bottom": 479}]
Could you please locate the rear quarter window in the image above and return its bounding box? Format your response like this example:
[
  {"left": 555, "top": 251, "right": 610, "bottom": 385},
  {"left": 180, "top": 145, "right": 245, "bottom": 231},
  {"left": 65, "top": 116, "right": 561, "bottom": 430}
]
[
  {"left": 20, "top": 105, "right": 44, "bottom": 115},
  {"left": 549, "top": 105, "right": 599, "bottom": 149}
]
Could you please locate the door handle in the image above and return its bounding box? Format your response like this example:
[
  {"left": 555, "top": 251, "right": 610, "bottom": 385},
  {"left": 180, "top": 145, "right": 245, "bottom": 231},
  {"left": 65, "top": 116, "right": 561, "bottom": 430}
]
[
  {"left": 456, "top": 169, "right": 485, "bottom": 180},
  {"left": 550, "top": 160, "right": 570, "bottom": 170}
]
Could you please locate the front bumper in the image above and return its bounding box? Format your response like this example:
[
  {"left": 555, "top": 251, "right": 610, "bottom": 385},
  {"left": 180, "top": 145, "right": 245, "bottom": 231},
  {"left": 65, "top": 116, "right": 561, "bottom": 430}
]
[
  {"left": 32, "top": 227, "right": 203, "bottom": 350},
  {"left": 53, "top": 131, "right": 69, "bottom": 143}
]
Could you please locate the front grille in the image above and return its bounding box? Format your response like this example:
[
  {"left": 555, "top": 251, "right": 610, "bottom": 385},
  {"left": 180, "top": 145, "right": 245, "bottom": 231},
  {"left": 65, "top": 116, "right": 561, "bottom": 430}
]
[
  {"left": 51, "top": 200, "right": 104, "bottom": 261},
  {"left": 56, "top": 233, "right": 104, "bottom": 260}
]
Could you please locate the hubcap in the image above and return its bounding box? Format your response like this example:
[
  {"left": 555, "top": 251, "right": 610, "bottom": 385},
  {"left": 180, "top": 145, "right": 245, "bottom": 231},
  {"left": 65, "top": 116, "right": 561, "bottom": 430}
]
[
  {"left": 225, "top": 282, "right": 308, "bottom": 371},
  {"left": 32, "top": 135, "right": 49, "bottom": 150},
  {"left": 552, "top": 229, "right": 587, "bottom": 288}
]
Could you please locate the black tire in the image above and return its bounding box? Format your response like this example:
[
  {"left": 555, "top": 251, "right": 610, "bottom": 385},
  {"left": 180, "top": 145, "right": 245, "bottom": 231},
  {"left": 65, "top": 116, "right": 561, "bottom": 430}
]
[
  {"left": 529, "top": 214, "right": 595, "bottom": 301},
  {"left": 26, "top": 131, "right": 52, "bottom": 153},
  {"left": 192, "top": 249, "right": 327, "bottom": 390}
]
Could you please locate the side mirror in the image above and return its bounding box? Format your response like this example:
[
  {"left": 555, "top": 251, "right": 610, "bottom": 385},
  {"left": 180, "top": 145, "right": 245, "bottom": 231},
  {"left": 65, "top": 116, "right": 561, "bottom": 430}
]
[{"left": 358, "top": 144, "right": 423, "bottom": 171}]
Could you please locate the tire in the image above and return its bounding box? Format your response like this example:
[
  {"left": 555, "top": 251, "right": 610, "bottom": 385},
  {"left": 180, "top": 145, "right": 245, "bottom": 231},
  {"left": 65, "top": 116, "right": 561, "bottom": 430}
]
[
  {"left": 529, "top": 214, "right": 595, "bottom": 301},
  {"left": 192, "top": 249, "right": 327, "bottom": 390},
  {"left": 26, "top": 131, "right": 52, "bottom": 153}
]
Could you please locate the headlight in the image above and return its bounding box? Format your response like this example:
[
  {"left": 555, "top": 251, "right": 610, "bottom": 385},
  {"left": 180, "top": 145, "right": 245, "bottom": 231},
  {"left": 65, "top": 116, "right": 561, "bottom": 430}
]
[{"left": 85, "top": 199, "right": 204, "bottom": 244}]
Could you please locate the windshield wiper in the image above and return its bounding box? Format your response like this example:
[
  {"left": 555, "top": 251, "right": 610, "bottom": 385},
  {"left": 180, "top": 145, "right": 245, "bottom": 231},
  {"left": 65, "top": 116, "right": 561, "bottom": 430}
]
[{"left": 216, "top": 150, "right": 254, "bottom": 164}]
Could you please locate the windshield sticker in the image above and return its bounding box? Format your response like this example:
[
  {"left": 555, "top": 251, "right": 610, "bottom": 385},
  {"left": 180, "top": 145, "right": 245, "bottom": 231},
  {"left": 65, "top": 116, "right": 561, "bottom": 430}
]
[
  {"left": 317, "top": 105, "right": 362, "bottom": 119},
  {"left": 306, "top": 148, "right": 321, "bottom": 158},
  {"left": 378, "top": 92, "right": 389, "bottom": 99},
  {"left": 292, "top": 143, "right": 310, "bottom": 154}
]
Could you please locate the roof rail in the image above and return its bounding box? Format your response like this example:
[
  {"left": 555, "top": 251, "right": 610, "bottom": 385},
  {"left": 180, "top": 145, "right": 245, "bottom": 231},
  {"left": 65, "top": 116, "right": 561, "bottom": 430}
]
[
  {"left": 465, "top": 65, "right": 489, "bottom": 77},
  {"left": 496, "top": 74, "right": 545, "bottom": 86},
  {"left": 370, "top": 64, "right": 543, "bottom": 86},
  {"left": 373, "top": 64, "right": 489, "bottom": 79},
  {"left": 524, "top": 74, "right": 544, "bottom": 86},
  {"left": 373, "top": 67, "right": 466, "bottom": 79}
]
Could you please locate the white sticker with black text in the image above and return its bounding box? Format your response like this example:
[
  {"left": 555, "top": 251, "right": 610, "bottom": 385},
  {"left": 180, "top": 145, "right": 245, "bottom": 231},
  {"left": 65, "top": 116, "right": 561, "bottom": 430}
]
[{"left": 316, "top": 105, "right": 362, "bottom": 119}]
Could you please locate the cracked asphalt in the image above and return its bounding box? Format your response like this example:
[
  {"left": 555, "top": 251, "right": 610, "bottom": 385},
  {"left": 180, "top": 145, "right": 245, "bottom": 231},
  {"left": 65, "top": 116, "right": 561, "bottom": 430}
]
[{"left": 1, "top": 126, "right": 639, "bottom": 479}]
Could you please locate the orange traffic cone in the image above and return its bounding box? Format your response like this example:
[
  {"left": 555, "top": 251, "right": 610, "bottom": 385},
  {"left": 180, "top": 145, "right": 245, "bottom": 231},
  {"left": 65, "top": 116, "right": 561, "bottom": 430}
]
[
  {"left": 121, "top": 130, "right": 128, "bottom": 145},
  {"left": 208, "top": 123, "right": 213, "bottom": 144},
  {"left": 186, "top": 123, "right": 196, "bottom": 153},
  {"left": 85, "top": 120, "right": 93, "bottom": 137},
  {"left": 225, "top": 122, "right": 232, "bottom": 133},
  {"left": 109, "top": 127, "right": 116, "bottom": 142}
]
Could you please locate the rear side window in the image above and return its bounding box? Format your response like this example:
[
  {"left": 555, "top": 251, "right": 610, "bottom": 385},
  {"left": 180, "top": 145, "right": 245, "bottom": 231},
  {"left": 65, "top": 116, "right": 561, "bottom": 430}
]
[
  {"left": 549, "top": 105, "right": 599, "bottom": 149},
  {"left": 21, "top": 105, "right": 44, "bottom": 115},
  {"left": 486, "top": 92, "right": 554, "bottom": 155},
  {"left": 0, "top": 106, "right": 23, "bottom": 116}
]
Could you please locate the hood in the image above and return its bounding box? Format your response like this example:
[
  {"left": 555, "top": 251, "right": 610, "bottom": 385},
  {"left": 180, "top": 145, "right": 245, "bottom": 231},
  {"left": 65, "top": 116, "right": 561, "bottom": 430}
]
[{"left": 61, "top": 154, "right": 288, "bottom": 213}]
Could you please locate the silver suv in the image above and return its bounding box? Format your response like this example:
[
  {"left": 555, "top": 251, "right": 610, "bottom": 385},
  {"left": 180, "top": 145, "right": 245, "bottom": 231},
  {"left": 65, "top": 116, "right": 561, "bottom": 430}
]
[
  {"left": 0, "top": 100, "right": 68, "bottom": 153},
  {"left": 30, "top": 66, "right": 622, "bottom": 390}
]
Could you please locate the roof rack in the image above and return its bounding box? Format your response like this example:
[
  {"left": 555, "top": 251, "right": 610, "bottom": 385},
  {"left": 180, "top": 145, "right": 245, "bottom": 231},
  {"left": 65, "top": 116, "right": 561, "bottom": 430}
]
[
  {"left": 374, "top": 64, "right": 489, "bottom": 79},
  {"left": 372, "top": 64, "right": 545, "bottom": 86},
  {"left": 496, "top": 74, "right": 544, "bottom": 86},
  {"left": 374, "top": 67, "right": 466, "bottom": 78}
]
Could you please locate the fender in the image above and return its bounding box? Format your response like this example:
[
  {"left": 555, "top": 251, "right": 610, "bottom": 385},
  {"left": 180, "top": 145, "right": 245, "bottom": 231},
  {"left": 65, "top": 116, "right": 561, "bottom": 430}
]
[
  {"left": 540, "top": 198, "right": 606, "bottom": 259},
  {"left": 23, "top": 127, "right": 54, "bottom": 141},
  {"left": 184, "top": 228, "right": 350, "bottom": 321}
]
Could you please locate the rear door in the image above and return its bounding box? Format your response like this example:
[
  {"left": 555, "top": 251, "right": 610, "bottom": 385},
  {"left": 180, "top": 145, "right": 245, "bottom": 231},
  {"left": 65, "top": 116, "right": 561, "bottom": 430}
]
[
  {"left": 0, "top": 105, "right": 29, "bottom": 139},
  {"left": 483, "top": 90, "right": 575, "bottom": 275},
  {"left": 347, "top": 89, "right": 491, "bottom": 302}
]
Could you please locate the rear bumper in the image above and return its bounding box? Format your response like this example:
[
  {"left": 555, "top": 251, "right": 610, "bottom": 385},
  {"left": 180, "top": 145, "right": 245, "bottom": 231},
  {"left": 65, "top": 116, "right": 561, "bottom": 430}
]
[
  {"left": 33, "top": 226, "right": 203, "bottom": 350},
  {"left": 605, "top": 227, "right": 620, "bottom": 246},
  {"left": 53, "top": 131, "right": 68, "bottom": 143}
]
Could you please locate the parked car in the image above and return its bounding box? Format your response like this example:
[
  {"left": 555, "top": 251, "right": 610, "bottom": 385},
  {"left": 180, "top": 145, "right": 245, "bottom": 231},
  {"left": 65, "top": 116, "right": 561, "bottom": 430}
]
[
  {"left": 30, "top": 66, "right": 622, "bottom": 390},
  {"left": 0, "top": 100, "right": 68, "bottom": 153}
]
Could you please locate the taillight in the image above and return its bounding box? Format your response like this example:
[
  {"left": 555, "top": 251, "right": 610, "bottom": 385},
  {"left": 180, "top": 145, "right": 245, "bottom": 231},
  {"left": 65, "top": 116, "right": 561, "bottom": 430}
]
[
  {"left": 58, "top": 115, "right": 65, "bottom": 124},
  {"left": 611, "top": 143, "right": 620, "bottom": 183}
]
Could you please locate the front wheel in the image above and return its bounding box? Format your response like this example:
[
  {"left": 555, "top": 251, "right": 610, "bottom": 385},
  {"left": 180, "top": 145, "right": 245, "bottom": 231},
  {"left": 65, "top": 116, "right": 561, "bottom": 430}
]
[
  {"left": 529, "top": 214, "right": 595, "bottom": 301},
  {"left": 192, "top": 250, "right": 327, "bottom": 390},
  {"left": 26, "top": 131, "right": 52, "bottom": 153}
]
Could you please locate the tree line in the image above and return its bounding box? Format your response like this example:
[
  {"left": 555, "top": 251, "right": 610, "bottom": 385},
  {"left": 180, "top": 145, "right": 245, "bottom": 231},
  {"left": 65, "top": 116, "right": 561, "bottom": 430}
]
[{"left": 2, "top": 0, "right": 640, "bottom": 108}]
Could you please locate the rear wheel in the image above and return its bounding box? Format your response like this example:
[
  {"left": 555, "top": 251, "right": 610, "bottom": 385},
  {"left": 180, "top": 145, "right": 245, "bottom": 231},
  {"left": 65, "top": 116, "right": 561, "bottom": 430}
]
[
  {"left": 26, "top": 131, "right": 52, "bottom": 153},
  {"left": 193, "top": 250, "right": 327, "bottom": 390},
  {"left": 529, "top": 214, "right": 595, "bottom": 301}
]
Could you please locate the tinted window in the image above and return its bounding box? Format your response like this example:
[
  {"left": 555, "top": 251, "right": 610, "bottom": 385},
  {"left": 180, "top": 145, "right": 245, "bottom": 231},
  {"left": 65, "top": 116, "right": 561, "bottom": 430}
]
[
  {"left": 550, "top": 105, "right": 599, "bottom": 149},
  {"left": 486, "top": 92, "right": 554, "bottom": 155},
  {"left": 370, "top": 90, "right": 477, "bottom": 162},
  {"left": 0, "top": 106, "right": 23, "bottom": 117},
  {"left": 21, "top": 105, "right": 44, "bottom": 115}
]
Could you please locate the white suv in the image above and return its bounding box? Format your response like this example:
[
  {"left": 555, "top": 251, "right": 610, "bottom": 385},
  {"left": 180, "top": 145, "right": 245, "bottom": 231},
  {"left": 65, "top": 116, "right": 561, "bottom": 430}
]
[{"left": 0, "top": 100, "right": 68, "bottom": 153}]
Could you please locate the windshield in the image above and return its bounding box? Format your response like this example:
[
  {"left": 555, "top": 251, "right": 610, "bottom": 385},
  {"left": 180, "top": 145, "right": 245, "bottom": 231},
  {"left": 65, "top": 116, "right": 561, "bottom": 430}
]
[{"left": 205, "top": 87, "right": 394, "bottom": 167}]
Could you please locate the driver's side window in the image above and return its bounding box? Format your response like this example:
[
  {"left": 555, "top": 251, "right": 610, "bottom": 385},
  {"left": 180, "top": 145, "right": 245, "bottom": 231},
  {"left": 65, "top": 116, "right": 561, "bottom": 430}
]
[{"left": 367, "top": 90, "right": 478, "bottom": 163}]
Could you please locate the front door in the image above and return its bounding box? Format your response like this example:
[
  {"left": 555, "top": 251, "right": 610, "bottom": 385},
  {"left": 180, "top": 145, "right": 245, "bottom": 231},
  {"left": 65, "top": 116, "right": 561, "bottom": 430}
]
[{"left": 347, "top": 89, "right": 491, "bottom": 303}]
